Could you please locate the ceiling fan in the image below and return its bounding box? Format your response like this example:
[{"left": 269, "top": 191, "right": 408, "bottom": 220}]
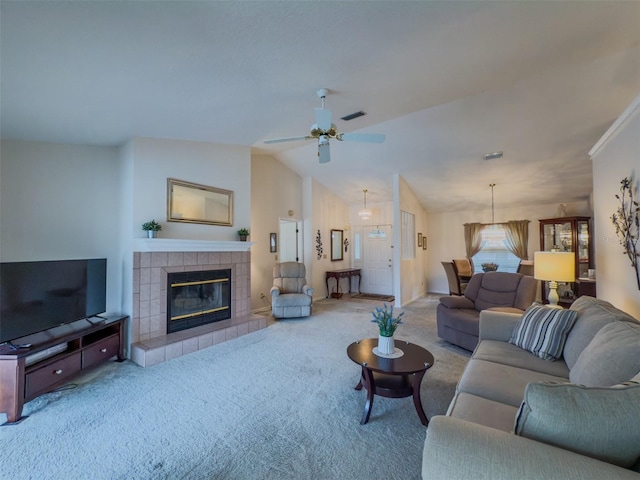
[{"left": 264, "top": 88, "right": 385, "bottom": 164}]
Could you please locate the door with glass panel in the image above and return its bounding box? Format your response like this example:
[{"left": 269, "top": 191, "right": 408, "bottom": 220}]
[{"left": 361, "top": 226, "right": 393, "bottom": 295}]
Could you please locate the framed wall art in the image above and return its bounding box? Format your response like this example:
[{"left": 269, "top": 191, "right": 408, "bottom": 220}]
[{"left": 167, "top": 178, "right": 233, "bottom": 226}]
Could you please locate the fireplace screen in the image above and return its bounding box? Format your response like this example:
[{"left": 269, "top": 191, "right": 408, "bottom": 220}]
[{"left": 167, "top": 269, "right": 231, "bottom": 334}]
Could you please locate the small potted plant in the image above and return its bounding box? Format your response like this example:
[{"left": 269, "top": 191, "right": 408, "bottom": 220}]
[
  {"left": 142, "top": 219, "right": 162, "bottom": 238},
  {"left": 237, "top": 228, "right": 250, "bottom": 241},
  {"left": 371, "top": 303, "right": 404, "bottom": 355}
]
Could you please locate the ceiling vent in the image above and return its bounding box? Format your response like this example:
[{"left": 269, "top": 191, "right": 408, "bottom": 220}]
[
  {"left": 341, "top": 111, "right": 366, "bottom": 121},
  {"left": 483, "top": 151, "right": 503, "bottom": 161}
]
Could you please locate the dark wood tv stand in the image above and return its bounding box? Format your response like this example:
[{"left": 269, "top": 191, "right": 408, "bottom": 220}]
[{"left": 0, "top": 315, "right": 127, "bottom": 424}]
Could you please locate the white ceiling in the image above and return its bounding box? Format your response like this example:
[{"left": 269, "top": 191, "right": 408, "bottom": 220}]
[{"left": 1, "top": 1, "right": 639, "bottom": 212}]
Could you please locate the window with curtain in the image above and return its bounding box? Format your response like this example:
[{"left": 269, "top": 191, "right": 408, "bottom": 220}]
[{"left": 472, "top": 224, "right": 520, "bottom": 273}]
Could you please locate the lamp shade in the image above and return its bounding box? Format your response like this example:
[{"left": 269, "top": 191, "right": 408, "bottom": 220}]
[{"left": 534, "top": 251, "right": 575, "bottom": 282}]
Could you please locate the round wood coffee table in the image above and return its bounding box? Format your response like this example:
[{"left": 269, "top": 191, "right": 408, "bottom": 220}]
[{"left": 347, "top": 338, "right": 434, "bottom": 426}]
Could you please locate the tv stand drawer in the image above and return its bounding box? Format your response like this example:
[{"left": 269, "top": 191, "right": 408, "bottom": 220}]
[
  {"left": 1, "top": 315, "right": 126, "bottom": 424},
  {"left": 82, "top": 334, "right": 120, "bottom": 369},
  {"left": 25, "top": 352, "right": 82, "bottom": 400}
]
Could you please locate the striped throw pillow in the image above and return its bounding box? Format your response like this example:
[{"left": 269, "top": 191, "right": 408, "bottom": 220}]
[{"left": 509, "top": 305, "right": 578, "bottom": 360}]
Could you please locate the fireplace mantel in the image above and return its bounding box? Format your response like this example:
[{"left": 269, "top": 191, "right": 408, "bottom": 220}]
[
  {"left": 133, "top": 238, "right": 255, "bottom": 252},
  {"left": 130, "top": 242, "right": 264, "bottom": 367}
]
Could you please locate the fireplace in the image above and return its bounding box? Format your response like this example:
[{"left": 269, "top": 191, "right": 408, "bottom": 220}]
[
  {"left": 130, "top": 240, "right": 266, "bottom": 368},
  {"left": 167, "top": 269, "right": 231, "bottom": 334}
]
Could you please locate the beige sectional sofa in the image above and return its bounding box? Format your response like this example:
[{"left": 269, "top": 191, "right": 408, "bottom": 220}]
[{"left": 422, "top": 296, "right": 640, "bottom": 479}]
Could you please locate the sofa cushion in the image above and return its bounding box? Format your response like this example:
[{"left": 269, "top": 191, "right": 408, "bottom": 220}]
[
  {"left": 563, "top": 296, "right": 637, "bottom": 369},
  {"left": 423, "top": 416, "right": 640, "bottom": 480},
  {"left": 514, "top": 381, "right": 640, "bottom": 468},
  {"left": 436, "top": 304, "right": 480, "bottom": 335},
  {"left": 446, "top": 391, "right": 519, "bottom": 433},
  {"left": 473, "top": 340, "right": 570, "bottom": 378},
  {"left": 456, "top": 359, "right": 568, "bottom": 407},
  {"left": 509, "top": 305, "right": 577, "bottom": 361},
  {"left": 569, "top": 320, "right": 640, "bottom": 386}
]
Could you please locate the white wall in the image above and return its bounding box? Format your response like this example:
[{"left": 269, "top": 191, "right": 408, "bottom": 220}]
[
  {"left": 590, "top": 95, "right": 640, "bottom": 318},
  {"left": 0, "top": 137, "right": 253, "bottom": 355},
  {"left": 398, "top": 175, "right": 428, "bottom": 306},
  {"left": 0, "top": 140, "right": 123, "bottom": 314},
  {"left": 426, "top": 199, "right": 592, "bottom": 295},
  {"left": 130, "top": 137, "right": 251, "bottom": 240},
  {"left": 118, "top": 141, "right": 135, "bottom": 336},
  {"left": 250, "top": 154, "right": 303, "bottom": 310},
  {"left": 306, "top": 178, "right": 351, "bottom": 299}
]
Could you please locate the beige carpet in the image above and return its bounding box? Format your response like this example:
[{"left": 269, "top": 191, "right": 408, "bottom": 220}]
[{"left": 0, "top": 294, "right": 470, "bottom": 480}]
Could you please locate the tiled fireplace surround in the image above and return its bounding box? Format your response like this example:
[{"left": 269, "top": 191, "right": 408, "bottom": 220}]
[{"left": 130, "top": 239, "right": 266, "bottom": 367}]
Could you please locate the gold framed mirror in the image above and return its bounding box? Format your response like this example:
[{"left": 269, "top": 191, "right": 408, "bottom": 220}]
[
  {"left": 167, "top": 178, "right": 233, "bottom": 226},
  {"left": 331, "top": 229, "right": 344, "bottom": 261}
]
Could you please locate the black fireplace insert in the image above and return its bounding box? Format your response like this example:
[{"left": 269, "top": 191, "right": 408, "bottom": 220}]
[{"left": 167, "top": 269, "right": 231, "bottom": 334}]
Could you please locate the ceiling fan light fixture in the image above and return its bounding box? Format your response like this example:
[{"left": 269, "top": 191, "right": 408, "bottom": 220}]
[
  {"left": 358, "top": 189, "right": 372, "bottom": 220},
  {"left": 263, "top": 89, "right": 385, "bottom": 163}
]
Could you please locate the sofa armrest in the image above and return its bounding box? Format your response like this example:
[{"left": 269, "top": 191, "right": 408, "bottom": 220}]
[
  {"left": 302, "top": 285, "right": 314, "bottom": 296},
  {"left": 478, "top": 309, "right": 522, "bottom": 342},
  {"left": 439, "top": 296, "right": 475, "bottom": 309},
  {"left": 270, "top": 286, "right": 280, "bottom": 298},
  {"left": 422, "top": 416, "right": 639, "bottom": 480}
]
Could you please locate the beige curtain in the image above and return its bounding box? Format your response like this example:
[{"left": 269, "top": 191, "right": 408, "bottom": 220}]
[
  {"left": 504, "top": 220, "right": 530, "bottom": 260},
  {"left": 463, "top": 223, "right": 485, "bottom": 259}
]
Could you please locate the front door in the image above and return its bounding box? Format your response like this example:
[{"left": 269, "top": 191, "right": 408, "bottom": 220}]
[{"left": 362, "top": 225, "right": 393, "bottom": 295}]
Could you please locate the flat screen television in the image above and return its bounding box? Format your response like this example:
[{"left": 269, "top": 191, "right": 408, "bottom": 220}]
[{"left": 0, "top": 259, "right": 107, "bottom": 344}]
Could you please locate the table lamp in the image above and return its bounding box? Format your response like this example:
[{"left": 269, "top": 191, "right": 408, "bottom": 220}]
[{"left": 534, "top": 251, "right": 576, "bottom": 307}]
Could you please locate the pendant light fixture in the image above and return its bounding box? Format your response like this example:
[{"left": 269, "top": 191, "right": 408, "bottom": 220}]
[{"left": 358, "top": 188, "right": 372, "bottom": 220}]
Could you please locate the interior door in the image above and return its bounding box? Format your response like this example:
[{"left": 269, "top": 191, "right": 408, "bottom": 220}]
[
  {"left": 362, "top": 225, "right": 393, "bottom": 295},
  {"left": 279, "top": 219, "right": 300, "bottom": 262}
]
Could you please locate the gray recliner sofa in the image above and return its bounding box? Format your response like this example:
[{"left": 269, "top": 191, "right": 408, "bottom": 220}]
[
  {"left": 437, "top": 271, "right": 537, "bottom": 351},
  {"left": 423, "top": 296, "right": 640, "bottom": 479}
]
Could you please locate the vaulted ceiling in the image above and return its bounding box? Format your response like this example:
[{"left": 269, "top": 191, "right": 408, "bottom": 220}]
[{"left": 2, "top": 1, "right": 639, "bottom": 212}]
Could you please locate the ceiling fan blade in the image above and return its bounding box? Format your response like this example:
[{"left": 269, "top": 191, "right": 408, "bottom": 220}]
[
  {"left": 337, "top": 133, "right": 386, "bottom": 143},
  {"left": 315, "top": 108, "right": 332, "bottom": 131},
  {"left": 263, "top": 135, "right": 310, "bottom": 144},
  {"left": 318, "top": 142, "right": 330, "bottom": 164}
]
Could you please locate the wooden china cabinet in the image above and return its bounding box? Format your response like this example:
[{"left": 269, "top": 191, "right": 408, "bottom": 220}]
[{"left": 539, "top": 216, "right": 595, "bottom": 306}]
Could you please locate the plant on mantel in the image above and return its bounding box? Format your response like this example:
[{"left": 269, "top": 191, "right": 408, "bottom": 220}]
[
  {"left": 237, "top": 228, "right": 249, "bottom": 241},
  {"left": 142, "top": 220, "right": 162, "bottom": 232},
  {"left": 611, "top": 176, "right": 640, "bottom": 290},
  {"left": 141, "top": 219, "right": 162, "bottom": 239}
]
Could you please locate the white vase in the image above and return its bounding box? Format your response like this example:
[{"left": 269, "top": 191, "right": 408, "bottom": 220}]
[{"left": 378, "top": 334, "right": 394, "bottom": 355}]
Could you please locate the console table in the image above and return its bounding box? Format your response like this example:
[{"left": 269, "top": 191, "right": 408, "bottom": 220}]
[
  {"left": 0, "top": 315, "right": 127, "bottom": 424},
  {"left": 325, "top": 268, "right": 361, "bottom": 298}
]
